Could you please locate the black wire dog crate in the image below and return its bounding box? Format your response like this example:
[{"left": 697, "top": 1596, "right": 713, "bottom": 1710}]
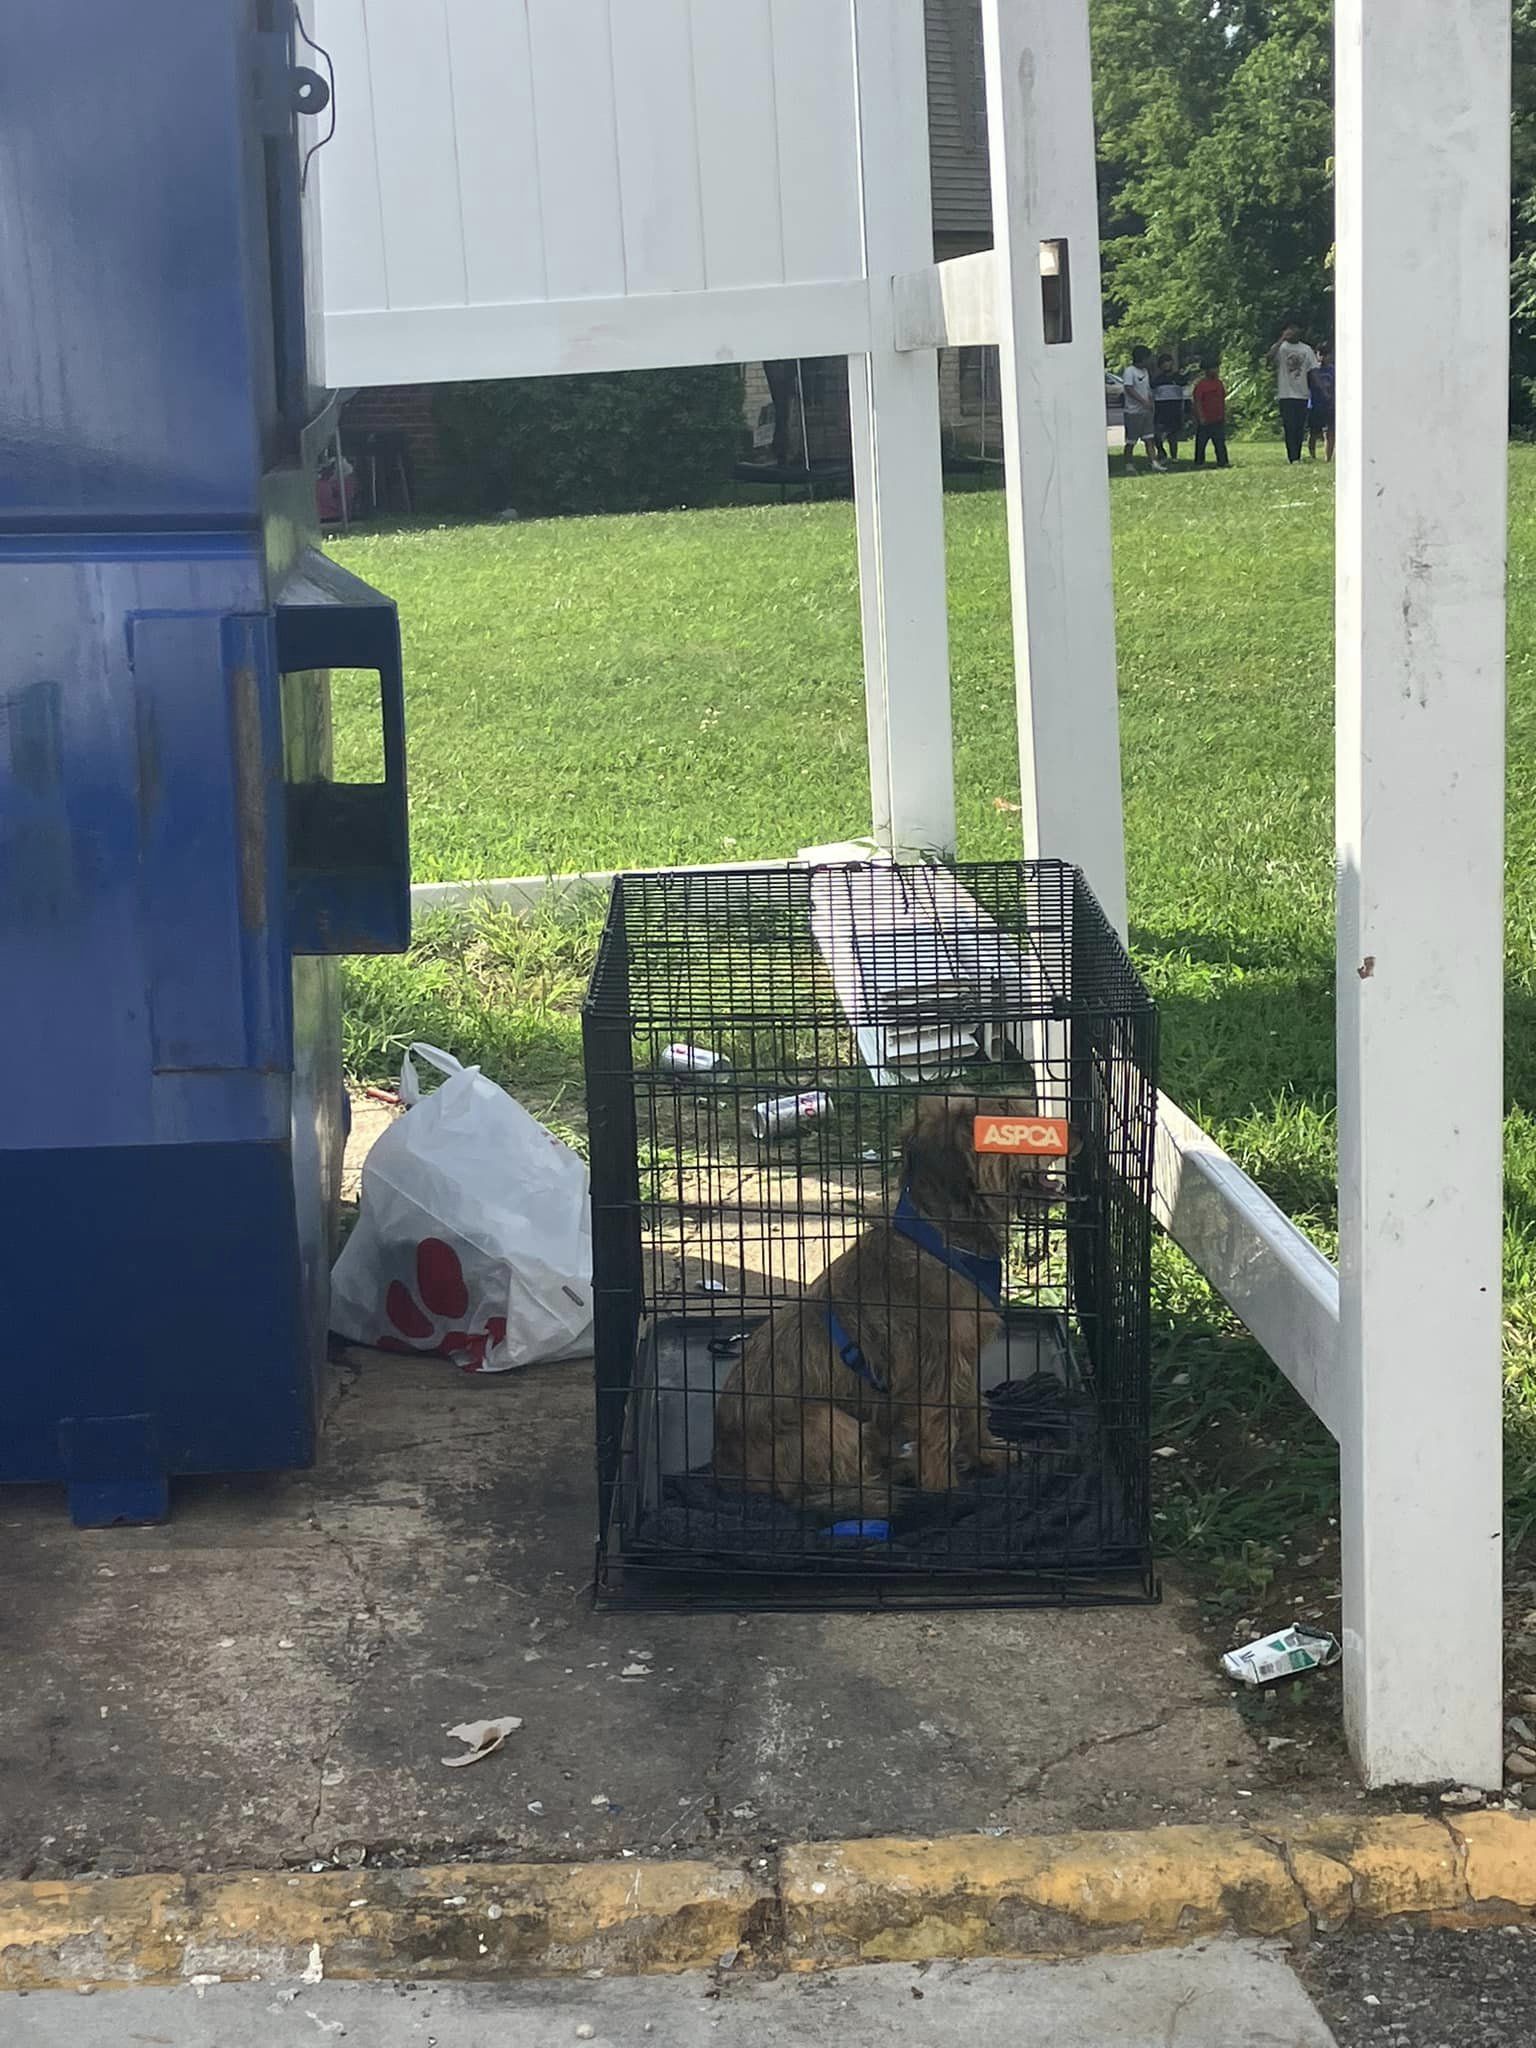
[{"left": 582, "top": 859, "right": 1158, "bottom": 1609}]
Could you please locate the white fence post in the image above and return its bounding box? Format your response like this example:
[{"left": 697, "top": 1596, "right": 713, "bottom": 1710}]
[
  {"left": 849, "top": 0, "right": 957, "bottom": 858},
  {"left": 979, "top": 0, "right": 1126, "bottom": 935},
  {"left": 1334, "top": 0, "right": 1509, "bottom": 1788}
]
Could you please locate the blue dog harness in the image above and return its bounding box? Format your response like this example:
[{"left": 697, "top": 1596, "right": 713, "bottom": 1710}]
[
  {"left": 891, "top": 1187, "right": 1004, "bottom": 1306},
  {"left": 825, "top": 1187, "right": 1005, "bottom": 1395},
  {"left": 826, "top": 1303, "right": 884, "bottom": 1392}
]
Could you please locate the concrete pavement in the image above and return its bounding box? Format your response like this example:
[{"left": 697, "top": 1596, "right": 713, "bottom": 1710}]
[
  {"left": 0, "top": 1088, "right": 1372, "bottom": 1883},
  {"left": 1, "top": 1943, "right": 1340, "bottom": 2046},
  {"left": 0, "top": 1346, "right": 1363, "bottom": 1884}
]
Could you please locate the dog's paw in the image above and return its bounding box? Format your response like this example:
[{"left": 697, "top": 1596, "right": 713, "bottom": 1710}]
[{"left": 970, "top": 1438, "right": 1011, "bottom": 1473}]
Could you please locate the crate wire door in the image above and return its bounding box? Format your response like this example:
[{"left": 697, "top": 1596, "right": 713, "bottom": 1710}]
[{"left": 583, "top": 860, "right": 1157, "bottom": 1610}]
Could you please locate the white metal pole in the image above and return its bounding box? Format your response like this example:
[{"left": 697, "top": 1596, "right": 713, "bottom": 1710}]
[
  {"left": 1335, "top": 0, "right": 1509, "bottom": 1788},
  {"left": 849, "top": 0, "right": 957, "bottom": 859},
  {"left": 979, "top": 0, "right": 1126, "bottom": 935}
]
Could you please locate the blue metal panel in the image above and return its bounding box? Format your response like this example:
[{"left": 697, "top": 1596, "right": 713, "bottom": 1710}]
[
  {"left": 1, "top": 550, "right": 277, "bottom": 1151},
  {"left": 133, "top": 612, "right": 270, "bottom": 1071},
  {"left": 0, "top": 1143, "right": 313, "bottom": 1500},
  {"left": 0, "top": 1, "right": 268, "bottom": 528}
]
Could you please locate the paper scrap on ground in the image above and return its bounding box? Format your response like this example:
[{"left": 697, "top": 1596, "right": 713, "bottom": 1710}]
[
  {"left": 1221, "top": 1624, "right": 1341, "bottom": 1687},
  {"left": 442, "top": 1715, "right": 523, "bottom": 1767}
]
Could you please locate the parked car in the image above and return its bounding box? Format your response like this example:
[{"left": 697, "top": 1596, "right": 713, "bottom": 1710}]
[{"left": 1105, "top": 372, "right": 1126, "bottom": 447}]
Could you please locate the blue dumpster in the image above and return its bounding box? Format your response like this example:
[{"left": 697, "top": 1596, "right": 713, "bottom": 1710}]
[{"left": 0, "top": 0, "right": 410, "bottom": 1523}]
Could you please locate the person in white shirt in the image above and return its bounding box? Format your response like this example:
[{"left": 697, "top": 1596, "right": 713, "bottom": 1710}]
[
  {"left": 1268, "top": 324, "right": 1319, "bottom": 464},
  {"left": 1120, "top": 346, "right": 1165, "bottom": 473}
]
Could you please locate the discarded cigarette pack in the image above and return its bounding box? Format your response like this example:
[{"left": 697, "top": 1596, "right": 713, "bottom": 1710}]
[{"left": 1221, "top": 1624, "right": 1341, "bottom": 1687}]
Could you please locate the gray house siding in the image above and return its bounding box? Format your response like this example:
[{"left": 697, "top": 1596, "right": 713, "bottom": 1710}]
[{"left": 926, "top": 0, "right": 991, "bottom": 252}]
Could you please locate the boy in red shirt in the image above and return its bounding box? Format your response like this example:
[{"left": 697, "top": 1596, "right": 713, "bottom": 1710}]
[{"left": 1191, "top": 362, "right": 1230, "bottom": 469}]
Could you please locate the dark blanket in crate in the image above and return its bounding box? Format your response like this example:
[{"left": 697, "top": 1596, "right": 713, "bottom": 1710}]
[{"left": 636, "top": 1375, "right": 1141, "bottom": 1571}]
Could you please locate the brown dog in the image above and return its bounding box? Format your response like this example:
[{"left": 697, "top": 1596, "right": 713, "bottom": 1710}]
[{"left": 712, "top": 1094, "right": 1058, "bottom": 1517}]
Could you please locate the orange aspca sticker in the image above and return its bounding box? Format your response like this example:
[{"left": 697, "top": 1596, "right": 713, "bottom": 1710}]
[{"left": 973, "top": 1115, "right": 1071, "bottom": 1156}]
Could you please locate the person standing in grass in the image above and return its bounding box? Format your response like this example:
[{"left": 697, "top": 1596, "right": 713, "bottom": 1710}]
[
  {"left": 1120, "top": 346, "right": 1165, "bottom": 472},
  {"left": 1268, "top": 323, "right": 1319, "bottom": 463},
  {"left": 1307, "top": 342, "right": 1336, "bottom": 461},
  {"left": 1151, "top": 354, "right": 1186, "bottom": 463},
  {"left": 1190, "top": 361, "right": 1230, "bottom": 468}
]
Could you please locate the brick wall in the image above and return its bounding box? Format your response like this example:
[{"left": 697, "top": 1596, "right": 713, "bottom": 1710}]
[{"left": 338, "top": 386, "right": 444, "bottom": 510}]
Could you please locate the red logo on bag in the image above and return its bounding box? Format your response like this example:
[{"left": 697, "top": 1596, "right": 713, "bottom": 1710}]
[{"left": 375, "top": 1238, "right": 507, "bottom": 1371}]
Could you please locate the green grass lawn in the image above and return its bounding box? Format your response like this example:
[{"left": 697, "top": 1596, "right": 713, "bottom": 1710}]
[{"left": 336, "top": 442, "right": 1536, "bottom": 1594}]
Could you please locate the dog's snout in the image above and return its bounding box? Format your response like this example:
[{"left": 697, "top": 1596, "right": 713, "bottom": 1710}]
[{"left": 1012, "top": 1161, "right": 1066, "bottom": 1209}]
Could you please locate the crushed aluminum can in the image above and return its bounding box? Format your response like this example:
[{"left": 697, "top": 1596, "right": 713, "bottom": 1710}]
[
  {"left": 751, "top": 1090, "right": 832, "bottom": 1139},
  {"left": 658, "top": 1042, "right": 728, "bottom": 1078},
  {"left": 1221, "top": 1623, "right": 1342, "bottom": 1687}
]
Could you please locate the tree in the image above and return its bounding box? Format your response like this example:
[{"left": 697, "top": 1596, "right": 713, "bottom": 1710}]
[
  {"left": 1092, "top": 0, "right": 1334, "bottom": 393},
  {"left": 1511, "top": 0, "right": 1536, "bottom": 424}
]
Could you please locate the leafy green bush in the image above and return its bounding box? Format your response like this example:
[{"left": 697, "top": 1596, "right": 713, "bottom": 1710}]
[{"left": 433, "top": 366, "right": 745, "bottom": 518}]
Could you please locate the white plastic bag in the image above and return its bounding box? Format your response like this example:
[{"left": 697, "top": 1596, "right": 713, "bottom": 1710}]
[{"left": 330, "top": 1044, "right": 593, "bottom": 1372}]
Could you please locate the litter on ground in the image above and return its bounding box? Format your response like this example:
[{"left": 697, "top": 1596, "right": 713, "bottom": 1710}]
[{"left": 441, "top": 1716, "right": 522, "bottom": 1767}]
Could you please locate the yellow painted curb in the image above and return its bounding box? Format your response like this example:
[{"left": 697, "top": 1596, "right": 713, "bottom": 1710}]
[
  {"left": 779, "top": 1826, "right": 1299, "bottom": 1961},
  {"left": 1453, "top": 1810, "right": 1536, "bottom": 1910},
  {"left": 778, "top": 1814, "right": 1536, "bottom": 1966},
  {"left": 1287, "top": 1815, "right": 1464, "bottom": 1922},
  {"left": 2, "top": 1814, "right": 1535, "bottom": 1989},
  {"left": 0, "top": 1859, "right": 772, "bottom": 1992}
]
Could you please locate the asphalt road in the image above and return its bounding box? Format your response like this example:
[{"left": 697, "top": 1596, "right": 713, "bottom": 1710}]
[{"left": 1297, "top": 1923, "right": 1536, "bottom": 2048}]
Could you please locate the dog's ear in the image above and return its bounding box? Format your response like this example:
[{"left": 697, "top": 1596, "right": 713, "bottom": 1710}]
[
  {"left": 902, "top": 1095, "right": 976, "bottom": 1220},
  {"left": 906, "top": 1094, "right": 971, "bottom": 1158}
]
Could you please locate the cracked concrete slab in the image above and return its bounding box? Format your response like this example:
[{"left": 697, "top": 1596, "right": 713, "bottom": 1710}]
[
  {"left": 0, "top": 1350, "right": 1359, "bottom": 1881},
  {"left": 1, "top": 1945, "right": 1342, "bottom": 2047},
  {"left": 0, "top": 1092, "right": 1360, "bottom": 1877}
]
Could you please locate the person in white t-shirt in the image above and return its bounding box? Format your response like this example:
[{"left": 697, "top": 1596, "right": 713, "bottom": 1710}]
[
  {"left": 1119, "top": 346, "right": 1165, "bottom": 473},
  {"left": 1268, "top": 324, "right": 1319, "bottom": 464}
]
